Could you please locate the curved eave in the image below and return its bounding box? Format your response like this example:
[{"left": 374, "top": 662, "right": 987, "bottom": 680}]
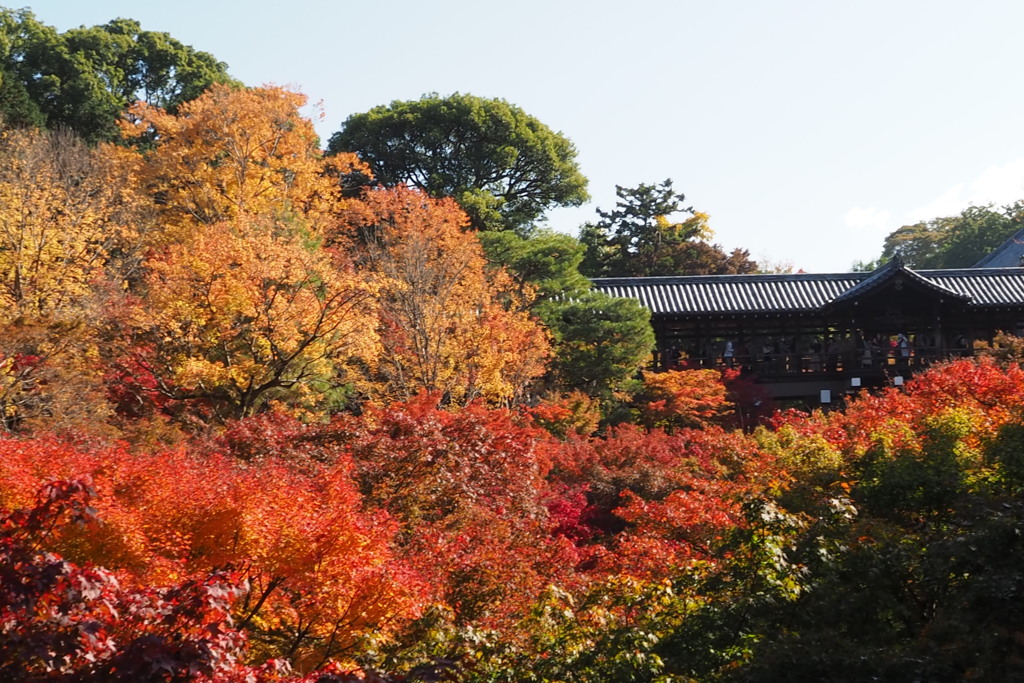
[{"left": 825, "top": 260, "right": 970, "bottom": 311}]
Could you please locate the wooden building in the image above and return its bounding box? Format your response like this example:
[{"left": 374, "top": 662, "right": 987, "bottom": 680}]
[{"left": 591, "top": 257, "right": 1024, "bottom": 399}]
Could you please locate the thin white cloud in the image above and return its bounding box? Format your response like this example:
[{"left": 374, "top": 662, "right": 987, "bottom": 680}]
[
  {"left": 844, "top": 206, "right": 892, "bottom": 234},
  {"left": 906, "top": 158, "right": 1024, "bottom": 223},
  {"left": 836, "top": 206, "right": 897, "bottom": 270}
]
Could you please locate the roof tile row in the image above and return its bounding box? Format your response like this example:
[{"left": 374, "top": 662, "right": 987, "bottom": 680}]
[{"left": 591, "top": 267, "right": 1024, "bottom": 316}]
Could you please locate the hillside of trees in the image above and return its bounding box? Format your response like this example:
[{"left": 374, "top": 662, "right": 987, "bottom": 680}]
[{"left": 3, "top": 7, "right": 1024, "bottom": 682}]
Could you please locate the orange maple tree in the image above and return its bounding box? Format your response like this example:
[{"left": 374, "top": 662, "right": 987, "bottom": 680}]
[
  {"left": 120, "top": 84, "right": 367, "bottom": 244},
  {"left": 120, "top": 216, "right": 379, "bottom": 423},
  {"left": 339, "top": 186, "right": 549, "bottom": 407},
  {"left": 636, "top": 368, "right": 732, "bottom": 431},
  {"left": 0, "top": 434, "right": 426, "bottom": 671}
]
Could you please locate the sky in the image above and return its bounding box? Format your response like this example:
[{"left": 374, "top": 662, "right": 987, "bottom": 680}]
[{"left": 19, "top": 0, "right": 1024, "bottom": 272}]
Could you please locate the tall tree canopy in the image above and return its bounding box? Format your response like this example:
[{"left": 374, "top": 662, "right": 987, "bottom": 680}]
[
  {"left": 327, "top": 92, "right": 589, "bottom": 233},
  {"left": 579, "top": 179, "right": 757, "bottom": 277},
  {"left": 114, "top": 85, "right": 376, "bottom": 424},
  {"left": 121, "top": 84, "right": 365, "bottom": 245},
  {"left": 124, "top": 216, "right": 379, "bottom": 423},
  {"left": 337, "top": 186, "right": 549, "bottom": 407},
  {"left": 880, "top": 201, "right": 1024, "bottom": 269},
  {"left": 0, "top": 125, "right": 147, "bottom": 434},
  {"left": 0, "top": 8, "right": 235, "bottom": 142}
]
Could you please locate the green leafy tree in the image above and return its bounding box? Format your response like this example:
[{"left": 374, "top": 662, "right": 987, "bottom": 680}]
[
  {"left": 536, "top": 290, "right": 654, "bottom": 398},
  {"left": 0, "top": 9, "right": 54, "bottom": 130},
  {"left": 0, "top": 70, "right": 44, "bottom": 130},
  {"left": 878, "top": 220, "right": 946, "bottom": 269},
  {"left": 327, "top": 92, "right": 589, "bottom": 233},
  {"left": 0, "top": 8, "right": 235, "bottom": 142},
  {"left": 580, "top": 179, "right": 757, "bottom": 276},
  {"left": 479, "top": 229, "right": 591, "bottom": 303},
  {"left": 880, "top": 201, "right": 1024, "bottom": 269},
  {"left": 481, "top": 230, "right": 661, "bottom": 403},
  {"left": 942, "top": 201, "right": 1024, "bottom": 267}
]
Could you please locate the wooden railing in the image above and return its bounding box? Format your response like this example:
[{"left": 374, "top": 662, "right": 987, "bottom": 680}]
[{"left": 665, "top": 347, "right": 974, "bottom": 378}]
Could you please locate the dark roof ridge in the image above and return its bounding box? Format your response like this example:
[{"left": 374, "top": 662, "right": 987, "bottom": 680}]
[
  {"left": 591, "top": 265, "right": 1024, "bottom": 285},
  {"left": 919, "top": 265, "right": 1024, "bottom": 276},
  {"left": 590, "top": 271, "right": 865, "bottom": 285},
  {"left": 590, "top": 264, "right": 1024, "bottom": 315},
  {"left": 827, "top": 257, "right": 969, "bottom": 308}
]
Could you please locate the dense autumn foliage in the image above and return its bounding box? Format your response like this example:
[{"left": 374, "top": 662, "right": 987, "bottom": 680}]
[
  {"left": 8, "top": 348, "right": 1024, "bottom": 679},
  {"left": 330, "top": 395, "right": 573, "bottom": 624},
  {"left": 0, "top": 82, "right": 554, "bottom": 435},
  {"left": 0, "top": 126, "right": 147, "bottom": 435},
  {"left": 338, "top": 186, "right": 549, "bottom": 407},
  {"left": 6, "top": 67, "right": 1024, "bottom": 681},
  {"left": 0, "top": 127, "right": 144, "bottom": 317},
  {"left": 122, "top": 217, "right": 379, "bottom": 422},
  {"left": 0, "top": 479, "right": 256, "bottom": 681},
  {"left": 635, "top": 368, "right": 732, "bottom": 431},
  {"left": 0, "top": 437, "right": 424, "bottom": 670},
  {"left": 120, "top": 84, "right": 366, "bottom": 244}
]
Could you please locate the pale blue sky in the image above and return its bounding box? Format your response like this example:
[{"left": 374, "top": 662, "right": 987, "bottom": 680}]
[{"left": 19, "top": 0, "right": 1024, "bottom": 272}]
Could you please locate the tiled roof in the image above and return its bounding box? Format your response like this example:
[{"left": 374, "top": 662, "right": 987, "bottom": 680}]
[
  {"left": 922, "top": 268, "right": 1024, "bottom": 306},
  {"left": 828, "top": 257, "right": 969, "bottom": 308},
  {"left": 591, "top": 266, "right": 1024, "bottom": 316},
  {"left": 973, "top": 227, "right": 1024, "bottom": 268}
]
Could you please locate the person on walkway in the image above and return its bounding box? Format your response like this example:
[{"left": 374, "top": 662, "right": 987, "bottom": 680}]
[{"left": 897, "top": 332, "right": 911, "bottom": 369}]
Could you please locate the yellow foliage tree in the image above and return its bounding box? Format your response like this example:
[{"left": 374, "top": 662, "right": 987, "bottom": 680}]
[
  {"left": 0, "top": 126, "right": 144, "bottom": 317},
  {"left": 125, "top": 217, "right": 379, "bottom": 422},
  {"left": 340, "top": 186, "right": 549, "bottom": 406},
  {"left": 0, "top": 126, "right": 147, "bottom": 434},
  {"left": 120, "top": 84, "right": 367, "bottom": 243},
  {"left": 109, "top": 84, "right": 384, "bottom": 426}
]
